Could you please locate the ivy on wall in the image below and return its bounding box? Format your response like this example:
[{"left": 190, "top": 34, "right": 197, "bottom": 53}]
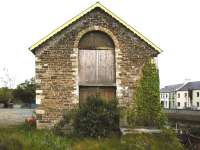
[{"left": 128, "top": 59, "right": 167, "bottom": 128}]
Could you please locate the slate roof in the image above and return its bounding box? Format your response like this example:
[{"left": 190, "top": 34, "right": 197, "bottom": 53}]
[
  {"left": 178, "top": 81, "right": 200, "bottom": 91},
  {"left": 160, "top": 84, "right": 183, "bottom": 93},
  {"left": 29, "top": 2, "right": 162, "bottom": 53}
]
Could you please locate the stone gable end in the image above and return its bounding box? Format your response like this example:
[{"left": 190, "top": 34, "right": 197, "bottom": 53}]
[{"left": 34, "top": 7, "right": 159, "bottom": 129}]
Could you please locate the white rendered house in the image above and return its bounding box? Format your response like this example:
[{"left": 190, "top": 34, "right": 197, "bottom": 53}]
[
  {"left": 160, "top": 84, "right": 183, "bottom": 109},
  {"left": 160, "top": 81, "right": 200, "bottom": 110}
]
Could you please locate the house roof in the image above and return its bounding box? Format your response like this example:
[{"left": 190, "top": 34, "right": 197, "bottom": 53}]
[
  {"left": 160, "top": 84, "right": 183, "bottom": 93},
  {"left": 29, "top": 2, "right": 162, "bottom": 53},
  {"left": 178, "top": 81, "right": 200, "bottom": 91}
]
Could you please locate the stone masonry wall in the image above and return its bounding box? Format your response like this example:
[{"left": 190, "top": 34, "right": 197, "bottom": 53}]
[{"left": 34, "top": 8, "right": 158, "bottom": 128}]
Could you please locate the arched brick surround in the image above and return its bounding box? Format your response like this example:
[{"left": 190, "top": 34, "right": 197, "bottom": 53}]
[{"left": 72, "top": 26, "right": 123, "bottom": 105}]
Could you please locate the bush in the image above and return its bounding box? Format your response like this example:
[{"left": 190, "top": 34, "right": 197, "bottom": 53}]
[
  {"left": 0, "top": 87, "right": 13, "bottom": 107},
  {"left": 53, "top": 109, "right": 77, "bottom": 136},
  {"left": 73, "top": 96, "right": 120, "bottom": 138},
  {"left": 128, "top": 59, "right": 167, "bottom": 128}
]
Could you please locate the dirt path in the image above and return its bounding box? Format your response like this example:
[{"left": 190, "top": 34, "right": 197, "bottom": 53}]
[{"left": 0, "top": 109, "right": 34, "bottom": 127}]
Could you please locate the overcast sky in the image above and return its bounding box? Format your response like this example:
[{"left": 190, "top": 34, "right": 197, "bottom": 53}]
[{"left": 0, "top": 0, "right": 199, "bottom": 88}]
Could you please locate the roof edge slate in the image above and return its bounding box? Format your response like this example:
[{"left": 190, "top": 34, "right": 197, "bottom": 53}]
[{"left": 29, "top": 2, "right": 162, "bottom": 54}]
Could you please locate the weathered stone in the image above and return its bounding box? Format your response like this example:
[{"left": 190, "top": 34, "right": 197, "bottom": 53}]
[
  {"left": 35, "top": 109, "right": 45, "bottom": 115},
  {"left": 32, "top": 7, "right": 159, "bottom": 129}
]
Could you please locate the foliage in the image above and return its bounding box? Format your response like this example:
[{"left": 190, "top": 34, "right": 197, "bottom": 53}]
[
  {"left": 25, "top": 116, "right": 37, "bottom": 129},
  {"left": 0, "top": 126, "right": 183, "bottom": 150},
  {"left": 53, "top": 109, "right": 77, "bottom": 136},
  {"left": 73, "top": 96, "right": 120, "bottom": 138},
  {"left": 0, "top": 136, "right": 23, "bottom": 150},
  {"left": 0, "top": 87, "right": 13, "bottom": 107},
  {"left": 12, "top": 78, "right": 36, "bottom": 104},
  {"left": 0, "top": 125, "right": 72, "bottom": 150},
  {"left": 128, "top": 59, "right": 167, "bottom": 128}
]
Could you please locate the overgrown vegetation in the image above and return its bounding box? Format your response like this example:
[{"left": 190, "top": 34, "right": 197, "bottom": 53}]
[
  {"left": 53, "top": 109, "right": 77, "bottom": 136},
  {"left": 74, "top": 96, "right": 119, "bottom": 137},
  {"left": 0, "top": 125, "right": 72, "bottom": 150},
  {"left": 0, "top": 125, "right": 183, "bottom": 150},
  {"left": 128, "top": 59, "right": 167, "bottom": 128},
  {"left": 12, "top": 78, "right": 36, "bottom": 105},
  {"left": 0, "top": 78, "right": 36, "bottom": 107},
  {"left": 0, "top": 87, "right": 13, "bottom": 107},
  {"left": 53, "top": 96, "right": 120, "bottom": 137}
]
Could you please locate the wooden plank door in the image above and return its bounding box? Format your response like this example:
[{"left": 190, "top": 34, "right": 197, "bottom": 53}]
[
  {"left": 79, "top": 50, "right": 115, "bottom": 85},
  {"left": 79, "top": 49, "right": 116, "bottom": 104},
  {"left": 97, "top": 50, "right": 115, "bottom": 84},
  {"left": 98, "top": 86, "right": 116, "bottom": 102},
  {"left": 79, "top": 86, "right": 116, "bottom": 104},
  {"left": 79, "top": 50, "right": 97, "bottom": 85}
]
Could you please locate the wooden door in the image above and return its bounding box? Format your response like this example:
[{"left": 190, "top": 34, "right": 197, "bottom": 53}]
[
  {"left": 79, "top": 49, "right": 115, "bottom": 103},
  {"left": 79, "top": 86, "right": 116, "bottom": 104},
  {"left": 79, "top": 50, "right": 97, "bottom": 84},
  {"left": 79, "top": 50, "right": 115, "bottom": 85},
  {"left": 97, "top": 50, "right": 115, "bottom": 84}
]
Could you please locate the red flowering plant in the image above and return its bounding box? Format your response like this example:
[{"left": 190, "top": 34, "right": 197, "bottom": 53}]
[{"left": 24, "top": 111, "right": 36, "bottom": 129}]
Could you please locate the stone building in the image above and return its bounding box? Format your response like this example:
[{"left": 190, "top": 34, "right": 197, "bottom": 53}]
[{"left": 29, "top": 2, "right": 162, "bottom": 128}]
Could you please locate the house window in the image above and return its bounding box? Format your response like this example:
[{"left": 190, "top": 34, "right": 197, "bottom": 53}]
[
  {"left": 184, "top": 102, "right": 187, "bottom": 107},
  {"left": 178, "top": 93, "right": 180, "bottom": 98},
  {"left": 166, "top": 94, "right": 168, "bottom": 98},
  {"left": 197, "top": 102, "right": 199, "bottom": 107},
  {"left": 177, "top": 102, "right": 180, "bottom": 107},
  {"left": 161, "top": 101, "right": 164, "bottom": 107},
  {"left": 184, "top": 93, "right": 187, "bottom": 98},
  {"left": 197, "top": 92, "right": 199, "bottom": 97}
]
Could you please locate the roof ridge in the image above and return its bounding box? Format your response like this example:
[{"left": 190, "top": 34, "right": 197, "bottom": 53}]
[{"left": 29, "top": 2, "right": 162, "bottom": 53}]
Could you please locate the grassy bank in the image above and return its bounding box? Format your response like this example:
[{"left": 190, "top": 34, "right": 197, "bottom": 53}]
[{"left": 0, "top": 125, "right": 183, "bottom": 150}]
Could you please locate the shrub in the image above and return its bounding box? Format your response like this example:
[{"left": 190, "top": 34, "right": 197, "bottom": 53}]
[
  {"left": 128, "top": 59, "right": 167, "bottom": 128},
  {"left": 0, "top": 87, "right": 13, "bottom": 108},
  {"left": 73, "top": 96, "right": 120, "bottom": 138},
  {"left": 53, "top": 109, "right": 77, "bottom": 136}
]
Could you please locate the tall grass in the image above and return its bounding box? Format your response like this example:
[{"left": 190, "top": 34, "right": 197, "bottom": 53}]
[
  {"left": 0, "top": 125, "right": 72, "bottom": 150},
  {"left": 0, "top": 125, "right": 183, "bottom": 150}
]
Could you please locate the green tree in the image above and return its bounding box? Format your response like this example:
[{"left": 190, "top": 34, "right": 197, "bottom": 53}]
[
  {"left": 128, "top": 59, "right": 166, "bottom": 128},
  {"left": 0, "top": 87, "right": 13, "bottom": 108},
  {"left": 13, "top": 78, "right": 36, "bottom": 105}
]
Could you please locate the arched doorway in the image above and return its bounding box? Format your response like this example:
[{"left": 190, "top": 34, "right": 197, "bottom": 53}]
[{"left": 78, "top": 31, "right": 116, "bottom": 103}]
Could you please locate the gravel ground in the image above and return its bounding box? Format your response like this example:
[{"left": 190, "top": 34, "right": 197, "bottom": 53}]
[{"left": 0, "top": 108, "right": 34, "bottom": 127}]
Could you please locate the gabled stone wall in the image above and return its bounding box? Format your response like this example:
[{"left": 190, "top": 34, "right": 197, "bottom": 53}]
[{"left": 34, "top": 8, "right": 158, "bottom": 128}]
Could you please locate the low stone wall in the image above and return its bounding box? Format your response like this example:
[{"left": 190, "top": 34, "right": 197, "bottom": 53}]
[{"left": 164, "top": 109, "right": 200, "bottom": 123}]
